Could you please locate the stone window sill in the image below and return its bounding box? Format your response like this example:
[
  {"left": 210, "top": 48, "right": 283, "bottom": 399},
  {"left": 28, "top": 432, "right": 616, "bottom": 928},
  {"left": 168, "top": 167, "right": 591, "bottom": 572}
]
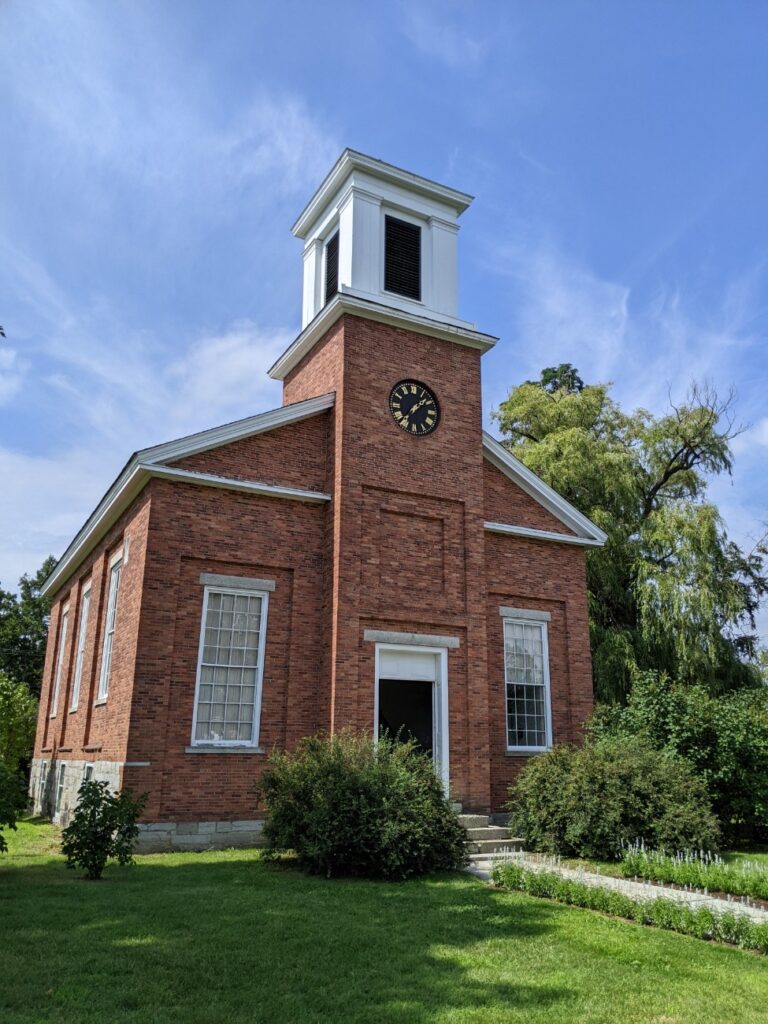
[
  {"left": 93, "top": 698, "right": 108, "bottom": 707},
  {"left": 185, "top": 745, "right": 265, "bottom": 755}
]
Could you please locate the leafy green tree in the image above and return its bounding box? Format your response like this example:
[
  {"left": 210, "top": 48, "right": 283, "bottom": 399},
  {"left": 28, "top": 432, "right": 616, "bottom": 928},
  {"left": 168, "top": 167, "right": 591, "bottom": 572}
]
[
  {"left": 493, "top": 370, "right": 766, "bottom": 700},
  {"left": 0, "top": 556, "right": 57, "bottom": 697},
  {"left": 0, "top": 672, "right": 38, "bottom": 771},
  {"left": 0, "top": 762, "right": 25, "bottom": 853}
]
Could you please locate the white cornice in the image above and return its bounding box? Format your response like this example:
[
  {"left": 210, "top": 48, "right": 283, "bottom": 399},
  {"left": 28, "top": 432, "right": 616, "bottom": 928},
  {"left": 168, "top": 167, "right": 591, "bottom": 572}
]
[
  {"left": 268, "top": 293, "right": 498, "bottom": 381},
  {"left": 138, "top": 392, "right": 335, "bottom": 465},
  {"left": 292, "top": 149, "right": 473, "bottom": 238},
  {"left": 41, "top": 395, "right": 336, "bottom": 599},
  {"left": 484, "top": 522, "right": 604, "bottom": 548},
  {"left": 482, "top": 432, "right": 607, "bottom": 546}
]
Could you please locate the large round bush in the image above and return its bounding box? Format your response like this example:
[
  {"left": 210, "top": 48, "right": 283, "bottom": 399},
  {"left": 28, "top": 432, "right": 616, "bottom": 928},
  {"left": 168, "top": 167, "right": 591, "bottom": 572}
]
[
  {"left": 256, "top": 731, "right": 468, "bottom": 879},
  {"left": 508, "top": 734, "right": 720, "bottom": 860}
]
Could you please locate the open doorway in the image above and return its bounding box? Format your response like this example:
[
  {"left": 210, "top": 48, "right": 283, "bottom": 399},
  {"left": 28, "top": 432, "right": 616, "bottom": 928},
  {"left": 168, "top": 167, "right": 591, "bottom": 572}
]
[{"left": 374, "top": 643, "right": 449, "bottom": 788}]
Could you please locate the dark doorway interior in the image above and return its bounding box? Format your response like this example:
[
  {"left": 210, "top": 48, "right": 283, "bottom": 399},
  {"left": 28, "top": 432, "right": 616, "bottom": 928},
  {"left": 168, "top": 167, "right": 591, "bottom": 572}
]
[{"left": 378, "top": 679, "right": 433, "bottom": 756}]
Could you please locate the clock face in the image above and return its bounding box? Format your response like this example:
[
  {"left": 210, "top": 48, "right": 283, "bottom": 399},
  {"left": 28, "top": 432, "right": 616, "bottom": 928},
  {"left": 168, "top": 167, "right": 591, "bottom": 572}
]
[{"left": 389, "top": 380, "right": 440, "bottom": 436}]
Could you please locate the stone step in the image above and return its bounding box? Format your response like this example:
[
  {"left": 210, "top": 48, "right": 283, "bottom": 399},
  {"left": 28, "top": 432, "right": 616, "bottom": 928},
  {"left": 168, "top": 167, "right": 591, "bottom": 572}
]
[
  {"left": 465, "top": 826, "right": 514, "bottom": 841},
  {"left": 457, "top": 814, "right": 490, "bottom": 828},
  {"left": 468, "top": 837, "right": 525, "bottom": 855}
]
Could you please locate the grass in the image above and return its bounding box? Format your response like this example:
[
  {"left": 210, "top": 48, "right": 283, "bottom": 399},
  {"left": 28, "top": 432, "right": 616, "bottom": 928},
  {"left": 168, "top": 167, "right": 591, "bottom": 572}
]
[{"left": 2, "top": 821, "right": 768, "bottom": 1024}]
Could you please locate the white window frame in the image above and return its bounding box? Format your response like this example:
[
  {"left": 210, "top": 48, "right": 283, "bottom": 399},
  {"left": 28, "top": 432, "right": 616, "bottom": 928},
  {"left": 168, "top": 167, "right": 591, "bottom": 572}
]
[
  {"left": 55, "top": 763, "right": 66, "bottom": 814},
  {"left": 83, "top": 764, "right": 94, "bottom": 784},
  {"left": 97, "top": 551, "right": 123, "bottom": 702},
  {"left": 50, "top": 604, "right": 69, "bottom": 718},
  {"left": 503, "top": 615, "right": 553, "bottom": 754},
  {"left": 69, "top": 584, "right": 91, "bottom": 711},
  {"left": 190, "top": 584, "right": 270, "bottom": 748}
]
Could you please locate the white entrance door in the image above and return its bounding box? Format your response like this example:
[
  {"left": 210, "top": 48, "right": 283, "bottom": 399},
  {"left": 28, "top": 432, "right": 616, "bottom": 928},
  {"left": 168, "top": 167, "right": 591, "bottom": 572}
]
[{"left": 374, "top": 644, "right": 450, "bottom": 789}]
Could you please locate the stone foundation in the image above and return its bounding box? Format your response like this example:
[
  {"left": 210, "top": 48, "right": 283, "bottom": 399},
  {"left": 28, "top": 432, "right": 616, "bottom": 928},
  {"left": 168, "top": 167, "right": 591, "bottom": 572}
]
[
  {"left": 136, "top": 819, "right": 266, "bottom": 852},
  {"left": 28, "top": 756, "right": 123, "bottom": 826}
]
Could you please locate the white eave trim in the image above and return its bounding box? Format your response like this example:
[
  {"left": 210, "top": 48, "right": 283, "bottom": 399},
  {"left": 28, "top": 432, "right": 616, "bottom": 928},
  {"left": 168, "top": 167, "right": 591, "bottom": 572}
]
[
  {"left": 138, "top": 391, "right": 335, "bottom": 465},
  {"left": 41, "top": 394, "right": 335, "bottom": 599},
  {"left": 482, "top": 432, "right": 607, "bottom": 546},
  {"left": 144, "top": 464, "right": 331, "bottom": 503},
  {"left": 292, "top": 148, "right": 473, "bottom": 238},
  {"left": 269, "top": 293, "right": 498, "bottom": 381},
  {"left": 485, "top": 522, "right": 604, "bottom": 548}
]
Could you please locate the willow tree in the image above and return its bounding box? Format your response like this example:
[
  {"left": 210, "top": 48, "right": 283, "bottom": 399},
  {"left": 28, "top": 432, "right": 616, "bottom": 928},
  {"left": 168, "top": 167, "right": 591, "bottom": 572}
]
[{"left": 493, "top": 365, "right": 766, "bottom": 702}]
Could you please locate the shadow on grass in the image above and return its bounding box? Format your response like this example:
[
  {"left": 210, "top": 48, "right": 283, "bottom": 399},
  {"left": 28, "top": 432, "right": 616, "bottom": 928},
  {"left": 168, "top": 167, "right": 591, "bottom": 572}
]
[{"left": 1, "top": 835, "right": 568, "bottom": 1024}]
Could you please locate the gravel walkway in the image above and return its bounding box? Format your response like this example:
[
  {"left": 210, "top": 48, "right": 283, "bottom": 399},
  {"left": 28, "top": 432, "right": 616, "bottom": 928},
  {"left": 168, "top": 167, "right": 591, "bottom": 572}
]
[{"left": 470, "top": 851, "right": 768, "bottom": 925}]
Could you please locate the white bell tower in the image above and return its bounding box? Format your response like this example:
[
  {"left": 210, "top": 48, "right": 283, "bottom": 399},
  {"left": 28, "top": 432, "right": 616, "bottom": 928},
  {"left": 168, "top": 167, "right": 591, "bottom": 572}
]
[{"left": 292, "top": 149, "right": 476, "bottom": 330}]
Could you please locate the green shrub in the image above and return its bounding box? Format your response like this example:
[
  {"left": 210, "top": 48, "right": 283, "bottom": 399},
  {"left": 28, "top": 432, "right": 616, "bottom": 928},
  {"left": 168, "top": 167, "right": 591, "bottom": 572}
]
[
  {"left": 508, "top": 734, "right": 720, "bottom": 860},
  {"left": 0, "top": 672, "right": 37, "bottom": 772},
  {"left": 590, "top": 671, "right": 768, "bottom": 841},
  {"left": 61, "top": 781, "right": 146, "bottom": 880},
  {"left": 492, "top": 863, "right": 768, "bottom": 955},
  {"left": 620, "top": 843, "right": 768, "bottom": 900},
  {"left": 0, "top": 762, "right": 25, "bottom": 853},
  {"left": 256, "top": 731, "right": 468, "bottom": 879}
]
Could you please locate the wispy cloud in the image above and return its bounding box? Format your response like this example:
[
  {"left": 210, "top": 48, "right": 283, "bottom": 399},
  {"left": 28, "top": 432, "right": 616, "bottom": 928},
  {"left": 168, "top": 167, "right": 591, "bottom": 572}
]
[{"left": 398, "top": 1, "right": 488, "bottom": 66}]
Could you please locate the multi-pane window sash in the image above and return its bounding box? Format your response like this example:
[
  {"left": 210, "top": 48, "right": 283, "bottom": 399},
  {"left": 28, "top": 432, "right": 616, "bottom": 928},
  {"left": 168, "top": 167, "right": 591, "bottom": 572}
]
[
  {"left": 504, "top": 618, "right": 552, "bottom": 751},
  {"left": 50, "top": 606, "right": 69, "bottom": 717},
  {"left": 98, "top": 559, "right": 122, "bottom": 700},
  {"left": 191, "top": 587, "right": 269, "bottom": 746},
  {"left": 70, "top": 587, "right": 91, "bottom": 711},
  {"left": 56, "top": 764, "right": 66, "bottom": 813}
]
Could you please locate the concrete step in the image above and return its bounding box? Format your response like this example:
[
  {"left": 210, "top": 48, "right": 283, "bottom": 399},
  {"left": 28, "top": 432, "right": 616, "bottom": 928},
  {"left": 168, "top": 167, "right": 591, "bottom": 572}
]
[
  {"left": 465, "top": 826, "right": 515, "bottom": 842},
  {"left": 468, "top": 837, "right": 525, "bottom": 855},
  {"left": 457, "top": 814, "right": 490, "bottom": 828}
]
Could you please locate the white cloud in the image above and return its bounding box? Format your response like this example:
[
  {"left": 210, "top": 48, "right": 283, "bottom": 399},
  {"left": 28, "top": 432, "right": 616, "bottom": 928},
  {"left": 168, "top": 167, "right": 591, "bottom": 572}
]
[{"left": 399, "top": 2, "right": 487, "bottom": 66}]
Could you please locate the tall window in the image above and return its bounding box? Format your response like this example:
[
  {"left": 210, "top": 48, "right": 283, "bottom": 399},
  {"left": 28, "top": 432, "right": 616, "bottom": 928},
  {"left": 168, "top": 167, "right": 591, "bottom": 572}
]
[
  {"left": 191, "top": 586, "right": 269, "bottom": 746},
  {"left": 324, "top": 230, "right": 339, "bottom": 305},
  {"left": 70, "top": 585, "right": 91, "bottom": 711},
  {"left": 39, "top": 761, "right": 47, "bottom": 810},
  {"left": 384, "top": 215, "right": 421, "bottom": 300},
  {"left": 56, "top": 764, "right": 66, "bottom": 814},
  {"left": 98, "top": 557, "right": 122, "bottom": 700},
  {"left": 504, "top": 617, "right": 551, "bottom": 751},
  {"left": 50, "top": 605, "right": 69, "bottom": 717}
]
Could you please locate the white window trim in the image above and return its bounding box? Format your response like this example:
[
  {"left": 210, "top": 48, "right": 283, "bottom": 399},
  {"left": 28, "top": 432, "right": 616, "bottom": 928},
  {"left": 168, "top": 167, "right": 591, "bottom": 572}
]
[
  {"left": 503, "top": 615, "right": 553, "bottom": 754},
  {"left": 97, "top": 552, "right": 123, "bottom": 701},
  {"left": 50, "top": 604, "right": 69, "bottom": 718},
  {"left": 69, "top": 585, "right": 91, "bottom": 711},
  {"left": 189, "top": 585, "right": 270, "bottom": 749}
]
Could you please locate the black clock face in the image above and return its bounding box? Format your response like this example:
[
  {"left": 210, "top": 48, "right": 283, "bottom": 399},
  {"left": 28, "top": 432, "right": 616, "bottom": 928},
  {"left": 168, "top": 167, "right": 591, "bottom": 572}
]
[{"left": 389, "top": 380, "right": 440, "bottom": 436}]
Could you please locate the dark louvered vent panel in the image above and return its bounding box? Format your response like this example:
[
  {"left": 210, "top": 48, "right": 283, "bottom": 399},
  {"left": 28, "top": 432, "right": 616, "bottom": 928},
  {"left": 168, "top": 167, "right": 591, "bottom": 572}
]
[
  {"left": 384, "top": 216, "right": 421, "bottom": 300},
  {"left": 324, "top": 231, "right": 339, "bottom": 305}
]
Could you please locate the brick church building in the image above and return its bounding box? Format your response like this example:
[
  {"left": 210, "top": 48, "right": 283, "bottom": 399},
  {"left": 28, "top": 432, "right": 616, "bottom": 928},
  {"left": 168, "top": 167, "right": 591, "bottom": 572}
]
[{"left": 30, "top": 151, "right": 605, "bottom": 850}]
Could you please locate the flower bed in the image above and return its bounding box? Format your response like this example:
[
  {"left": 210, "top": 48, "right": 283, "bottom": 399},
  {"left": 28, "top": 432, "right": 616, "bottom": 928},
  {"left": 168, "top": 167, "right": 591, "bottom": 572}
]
[
  {"left": 493, "top": 860, "right": 768, "bottom": 955},
  {"left": 620, "top": 842, "right": 768, "bottom": 902}
]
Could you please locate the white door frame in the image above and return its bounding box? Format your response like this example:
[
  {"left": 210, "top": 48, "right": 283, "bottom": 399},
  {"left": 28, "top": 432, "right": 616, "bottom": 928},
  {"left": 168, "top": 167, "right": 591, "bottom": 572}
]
[{"left": 373, "top": 642, "right": 450, "bottom": 790}]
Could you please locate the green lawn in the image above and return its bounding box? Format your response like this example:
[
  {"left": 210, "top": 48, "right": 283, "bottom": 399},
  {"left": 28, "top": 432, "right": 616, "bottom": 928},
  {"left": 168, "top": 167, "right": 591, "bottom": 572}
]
[{"left": 2, "top": 821, "right": 767, "bottom": 1024}]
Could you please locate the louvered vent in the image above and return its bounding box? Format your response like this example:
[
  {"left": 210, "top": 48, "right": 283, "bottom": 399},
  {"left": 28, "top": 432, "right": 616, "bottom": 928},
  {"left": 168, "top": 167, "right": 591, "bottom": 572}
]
[
  {"left": 384, "top": 216, "right": 421, "bottom": 300},
  {"left": 324, "top": 231, "right": 339, "bottom": 305}
]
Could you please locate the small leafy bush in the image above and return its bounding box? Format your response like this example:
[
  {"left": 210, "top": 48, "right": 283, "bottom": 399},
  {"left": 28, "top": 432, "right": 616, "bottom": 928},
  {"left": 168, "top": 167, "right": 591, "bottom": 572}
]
[
  {"left": 620, "top": 842, "right": 768, "bottom": 901},
  {"left": 492, "top": 862, "right": 768, "bottom": 954},
  {"left": 508, "top": 734, "right": 720, "bottom": 860},
  {"left": 61, "top": 781, "right": 146, "bottom": 880},
  {"left": 256, "top": 731, "right": 468, "bottom": 879},
  {"left": 0, "top": 762, "right": 25, "bottom": 853}
]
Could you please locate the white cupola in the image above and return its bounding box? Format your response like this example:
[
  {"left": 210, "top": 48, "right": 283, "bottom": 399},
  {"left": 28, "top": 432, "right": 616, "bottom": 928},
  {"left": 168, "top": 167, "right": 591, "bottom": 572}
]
[{"left": 292, "top": 149, "right": 475, "bottom": 330}]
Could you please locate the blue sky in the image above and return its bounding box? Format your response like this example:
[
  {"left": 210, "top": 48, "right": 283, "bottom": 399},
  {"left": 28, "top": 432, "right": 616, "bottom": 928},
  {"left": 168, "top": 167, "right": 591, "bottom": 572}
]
[{"left": 1, "top": 0, "right": 766, "bottom": 637}]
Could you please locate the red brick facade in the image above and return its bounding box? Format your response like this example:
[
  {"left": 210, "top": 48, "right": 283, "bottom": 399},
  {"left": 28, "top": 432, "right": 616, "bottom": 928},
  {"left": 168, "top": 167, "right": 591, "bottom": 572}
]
[{"left": 33, "top": 312, "right": 596, "bottom": 830}]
